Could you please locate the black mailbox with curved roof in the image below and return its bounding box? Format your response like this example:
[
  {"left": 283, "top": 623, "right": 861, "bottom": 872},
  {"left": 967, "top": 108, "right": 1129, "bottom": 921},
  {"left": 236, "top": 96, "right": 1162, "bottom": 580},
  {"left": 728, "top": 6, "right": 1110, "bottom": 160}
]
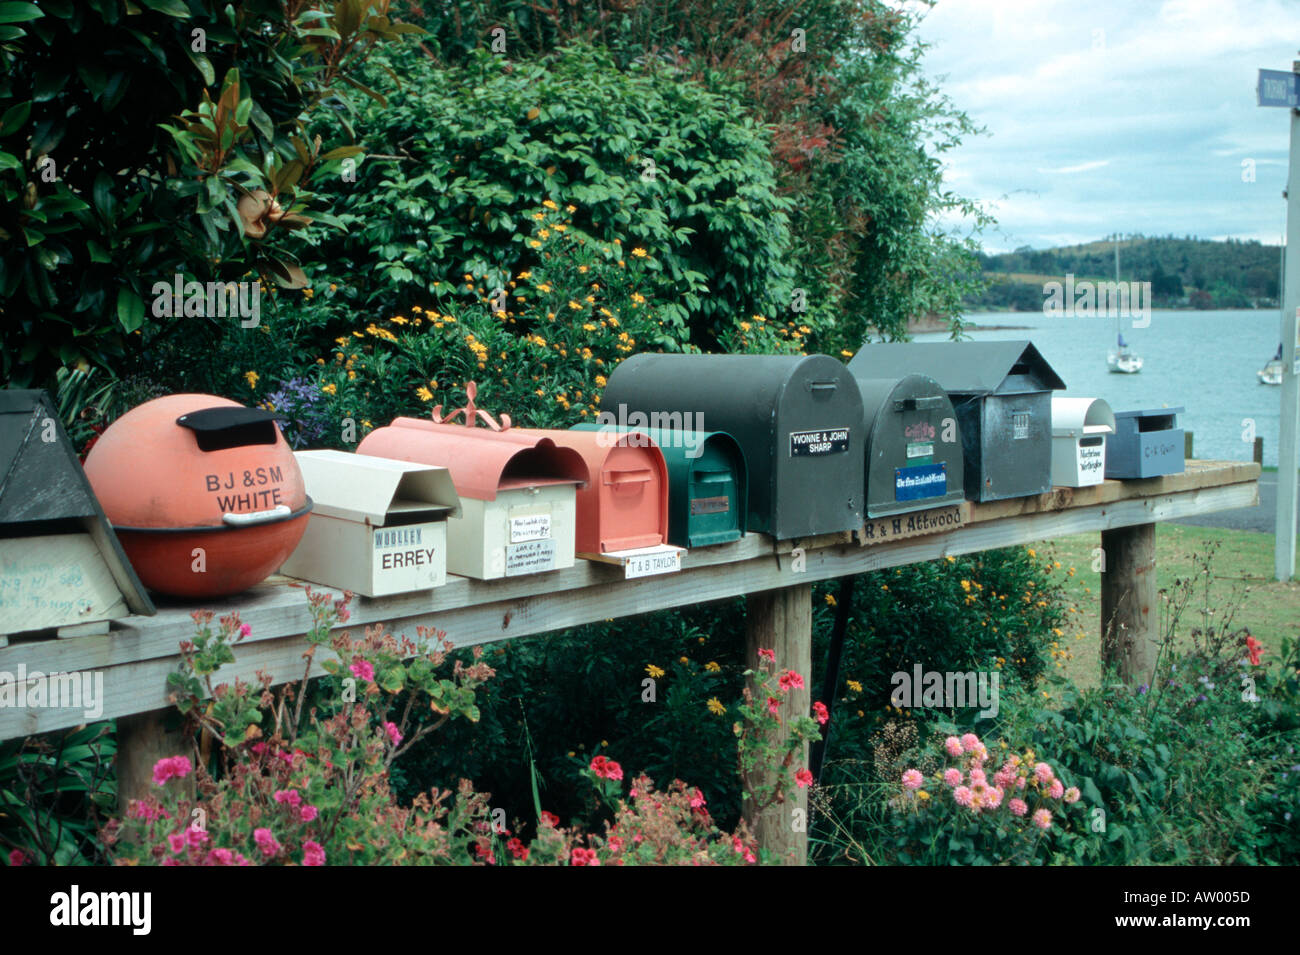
[
  {"left": 848, "top": 341, "right": 1065, "bottom": 502},
  {"left": 598, "top": 354, "right": 864, "bottom": 539}
]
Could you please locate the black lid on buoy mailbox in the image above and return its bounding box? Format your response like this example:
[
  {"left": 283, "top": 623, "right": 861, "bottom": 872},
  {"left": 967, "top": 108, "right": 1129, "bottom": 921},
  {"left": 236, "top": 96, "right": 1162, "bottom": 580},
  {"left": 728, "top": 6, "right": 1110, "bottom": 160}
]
[
  {"left": 852, "top": 374, "right": 965, "bottom": 517},
  {"left": 848, "top": 341, "right": 1065, "bottom": 503},
  {"left": 598, "top": 354, "right": 864, "bottom": 539}
]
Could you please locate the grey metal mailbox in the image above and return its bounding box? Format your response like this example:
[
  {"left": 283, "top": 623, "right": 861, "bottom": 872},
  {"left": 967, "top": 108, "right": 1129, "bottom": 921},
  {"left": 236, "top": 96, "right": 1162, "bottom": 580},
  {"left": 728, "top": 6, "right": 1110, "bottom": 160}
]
[
  {"left": 1105, "top": 407, "right": 1185, "bottom": 479},
  {"left": 598, "top": 354, "right": 864, "bottom": 538},
  {"left": 851, "top": 374, "right": 965, "bottom": 517},
  {"left": 848, "top": 341, "right": 1065, "bottom": 502}
]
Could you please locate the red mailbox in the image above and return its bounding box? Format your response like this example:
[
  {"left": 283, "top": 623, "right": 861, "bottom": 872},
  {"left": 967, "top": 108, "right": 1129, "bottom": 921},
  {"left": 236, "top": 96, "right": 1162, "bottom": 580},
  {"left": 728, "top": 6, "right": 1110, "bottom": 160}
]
[{"left": 510, "top": 428, "right": 669, "bottom": 555}]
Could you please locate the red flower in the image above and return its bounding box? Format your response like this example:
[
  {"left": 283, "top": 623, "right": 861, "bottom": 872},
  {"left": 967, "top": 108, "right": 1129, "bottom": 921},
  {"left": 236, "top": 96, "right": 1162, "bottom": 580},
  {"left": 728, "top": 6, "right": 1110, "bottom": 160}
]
[
  {"left": 778, "top": 669, "right": 805, "bottom": 692},
  {"left": 540, "top": 811, "right": 561, "bottom": 828},
  {"left": 507, "top": 838, "right": 529, "bottom": 861},
  {"left": 589, "top": 755, "right": 624, "bottom": 781},
  {"left": 1245, "top": 635, "right": 1264, "bottom": 666},
  {"left": 766, "top": 696, "right": 780, "bottom": 716},
  {"left": 812, "top": 701, "right": 829, "bottom": 725},
  {"left": 570, "top": 847, "right": 599, "bottom": 866},
  {"left": 795, "top": 768, "right": 814, "bottom": 788},
  {"left": 757, "top": 648, "right": 776, "bottom": 663}
]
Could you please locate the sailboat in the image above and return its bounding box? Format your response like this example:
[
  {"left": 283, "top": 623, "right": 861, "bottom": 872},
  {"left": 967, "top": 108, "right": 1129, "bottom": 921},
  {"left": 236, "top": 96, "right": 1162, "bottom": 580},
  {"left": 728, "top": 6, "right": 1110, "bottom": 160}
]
[
  {"left": 1104, "top": 233, "right": 1142, "bottom": 373},
  {"left": 1108, "top": 331, "right": 1144, "bottom": 374},
  {"left": 1258, "top": 343, "right": 1284, "bottom": 385}
]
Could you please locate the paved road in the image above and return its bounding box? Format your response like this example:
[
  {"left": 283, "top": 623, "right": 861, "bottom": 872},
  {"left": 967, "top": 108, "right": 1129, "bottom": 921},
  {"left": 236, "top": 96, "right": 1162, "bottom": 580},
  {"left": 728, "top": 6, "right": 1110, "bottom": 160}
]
[{"left": 1172, "top": 472, "right": 1300, "bottom": 533}]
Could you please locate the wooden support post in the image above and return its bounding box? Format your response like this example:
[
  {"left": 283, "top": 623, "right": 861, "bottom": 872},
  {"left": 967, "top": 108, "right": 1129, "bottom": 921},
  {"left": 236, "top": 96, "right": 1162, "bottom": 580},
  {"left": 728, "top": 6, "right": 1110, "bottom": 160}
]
[
  {"left": 1184, "top": 431, "right": 1194, "bottom": 459},
  {"left": 116, "top": 708, "right": 193, "bottom": 811},
  {"left": 1255, "top": 436, "right": 1264, "bottom": 466},
  {"left": 743, "top": 583, "right": 812, "bottom": 866},
  {"left": 1100, "top": 523, "right": 1158, "bottom": 686}
]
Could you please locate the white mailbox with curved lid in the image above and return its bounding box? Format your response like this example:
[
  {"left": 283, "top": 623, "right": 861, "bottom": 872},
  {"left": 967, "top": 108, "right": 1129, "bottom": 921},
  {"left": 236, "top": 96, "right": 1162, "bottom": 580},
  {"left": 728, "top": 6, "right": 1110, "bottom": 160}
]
[{"left": 1051, "top": 397, "right": 1115, "bottom": 488}]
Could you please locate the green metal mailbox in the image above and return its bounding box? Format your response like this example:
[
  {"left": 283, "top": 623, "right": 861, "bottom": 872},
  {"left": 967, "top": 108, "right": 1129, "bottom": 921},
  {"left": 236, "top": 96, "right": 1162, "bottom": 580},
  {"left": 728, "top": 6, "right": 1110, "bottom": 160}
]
[
  {"left": 598, "top": 353, "right": 864, "bottom": 539},
  {"left": 848, "top": 341, "right": 1065, "bottom": 502},
  {"left": 851, "top": 374, "right": 965, "bottom": 517},
  {"left": 572, "top": 423, "right": 747, "bottom": 547}
]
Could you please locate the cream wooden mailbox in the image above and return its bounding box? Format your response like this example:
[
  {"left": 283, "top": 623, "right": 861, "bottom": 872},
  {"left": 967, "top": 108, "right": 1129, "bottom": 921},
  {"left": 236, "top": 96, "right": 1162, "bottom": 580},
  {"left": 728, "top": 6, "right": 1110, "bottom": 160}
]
[
  {"left": 280, "top": 450, "right": 461, "bottom": 596},
  {"left": 1051, "top": 397, "right": 1115, "bottom": 488},
  {"left": 0, "top": 390, "right": 153, "bottom": 645},
  {"left": 357, "top": 396, "right": 587, "bottom": 580}
]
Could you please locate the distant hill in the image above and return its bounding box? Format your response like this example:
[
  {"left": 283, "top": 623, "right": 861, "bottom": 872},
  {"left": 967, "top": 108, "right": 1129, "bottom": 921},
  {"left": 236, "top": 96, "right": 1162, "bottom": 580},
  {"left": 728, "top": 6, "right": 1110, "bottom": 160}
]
[{"left": 964, "top": 235, "right": 1282, "bottom": 311}]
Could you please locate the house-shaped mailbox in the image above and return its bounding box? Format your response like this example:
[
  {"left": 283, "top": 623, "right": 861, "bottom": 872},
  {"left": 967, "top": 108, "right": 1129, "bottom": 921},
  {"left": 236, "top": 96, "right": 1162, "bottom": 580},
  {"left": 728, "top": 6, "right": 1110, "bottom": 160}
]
[
  {"left": 848, "top": 341, "right": 1065, "bottom": 503},
  {"left": 0, "top": 389, "right": 153, "bottom": 644},
  {"left": 508, "top": 428, "right": 670, "bottom": 554},
  {"left": 1051, "top": 397, "right": 1115, "bottom": 488},
  {"left": 598, "top": 354, "right": 864, "bottom": 539},
  {"left": 280, "top": 450, "right": 462, "bottom": 596},
  {"left": 1105, "top": 407, "right": 1185, "bottom": 479},
  {"left": 357, "top": 418, "right": 586, "bottom": 579},
  {"left": 572, "top": 423, "right": 748, "bottom": 548},
  {"left": 851, "top": 374, "right": 965, "bottom": 517}
]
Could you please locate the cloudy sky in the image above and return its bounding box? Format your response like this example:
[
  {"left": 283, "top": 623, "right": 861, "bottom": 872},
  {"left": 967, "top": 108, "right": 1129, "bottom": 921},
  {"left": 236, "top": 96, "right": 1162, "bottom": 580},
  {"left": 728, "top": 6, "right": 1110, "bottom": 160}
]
[{"left": 915, "top": 0, "right": 1300, "bottom": 253}]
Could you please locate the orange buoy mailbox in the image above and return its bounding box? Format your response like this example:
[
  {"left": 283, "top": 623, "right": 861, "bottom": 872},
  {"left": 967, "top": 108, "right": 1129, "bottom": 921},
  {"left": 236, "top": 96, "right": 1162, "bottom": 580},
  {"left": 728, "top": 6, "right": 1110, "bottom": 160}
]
[
  {"left": 510, "top": 428, "right": 671, "bottom": 556},
  {"left": 83, "top": 394, "right": 312, "bottom": 598},
  {"left": 357, "top": 413, "right": 587, "bottom": 580}
]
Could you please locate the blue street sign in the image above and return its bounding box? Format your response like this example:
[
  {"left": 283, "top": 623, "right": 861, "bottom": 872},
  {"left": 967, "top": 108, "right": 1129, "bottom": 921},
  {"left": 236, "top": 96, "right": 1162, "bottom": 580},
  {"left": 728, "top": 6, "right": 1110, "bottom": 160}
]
[{"left": 1259, "top": 68, "right": 1299, "bottom": 108}]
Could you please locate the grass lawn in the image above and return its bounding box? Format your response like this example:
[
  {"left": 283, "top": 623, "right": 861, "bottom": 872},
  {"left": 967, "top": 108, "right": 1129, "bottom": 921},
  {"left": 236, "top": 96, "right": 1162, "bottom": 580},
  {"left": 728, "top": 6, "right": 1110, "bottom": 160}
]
[{"left": 1032, "top": 524, "right": 1300, "bottom": 688}]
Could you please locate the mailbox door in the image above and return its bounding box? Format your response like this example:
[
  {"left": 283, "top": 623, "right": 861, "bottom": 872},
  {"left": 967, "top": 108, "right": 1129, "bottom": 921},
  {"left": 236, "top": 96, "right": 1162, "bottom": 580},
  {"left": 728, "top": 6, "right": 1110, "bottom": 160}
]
[
  {"left": 771, "top": 356, "right": 864, "bottom": 538},
  {"left": 977, "top": 392, "right": 1052, "bottom": 501},
  {"left": 597, "top": 444, "right": 663, "bottom": 552},
  {"left": 686, "top": 442, "right": 743, "bottom": 546},
  {"left": 860, "top": 375, "right": 964, "bottom": 517}
]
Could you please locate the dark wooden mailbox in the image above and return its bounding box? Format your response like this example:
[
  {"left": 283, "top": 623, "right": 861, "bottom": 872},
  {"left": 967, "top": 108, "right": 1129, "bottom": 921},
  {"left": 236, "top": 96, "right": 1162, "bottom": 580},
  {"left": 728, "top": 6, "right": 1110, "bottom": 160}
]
[
  {"left": 598, "top": 354, "right": 864, "bottom": 539},
  {"left": 1105, "top": 407, "right": 1185, "bottom": 479},
  {"left": 0, "top": 389, "right": 153, "bottom": 644},
  {"left": 848, "top": 341, "right": 1065, "bottom": 503},
  {"left": 851, "top": 374, "right": 965, "bottom": 517},
  {"left": 572, "top": 423, "right": 747, "bottom": 547}
]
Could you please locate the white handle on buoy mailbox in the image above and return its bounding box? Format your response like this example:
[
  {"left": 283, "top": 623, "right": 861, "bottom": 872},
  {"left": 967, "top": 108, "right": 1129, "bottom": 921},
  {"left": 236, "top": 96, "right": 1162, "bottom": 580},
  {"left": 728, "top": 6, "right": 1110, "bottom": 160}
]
[{"left": 222, "top": 504, "right": 292, "bottom": 526}]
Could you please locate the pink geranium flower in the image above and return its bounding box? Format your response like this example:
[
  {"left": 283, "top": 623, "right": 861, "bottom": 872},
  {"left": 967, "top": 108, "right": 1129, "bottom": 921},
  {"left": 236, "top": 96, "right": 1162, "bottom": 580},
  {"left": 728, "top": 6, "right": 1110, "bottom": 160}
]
[
  {"left": 778, "top": 670, "right": 805, "bottom": 692},
  {"left": 795, "top": 768, "right": 814, "bottom": 788},
  {"left": 383, "top": 721, "right": 403, "bottom": 746},
  {"left": 300, "top": 805, "right": 319, "bottom": 822},
  {"left": 253, "top": 827, "right": 281, "bottom": 858},
  {"left": 273, "top": 789, "right": 302, "bottom": 807},
  {"left": 570, "top": 847, "right": 599, "bottom": 866},
  {"left": 167, "top": 832, "right": 186, "bottom": 854},
  {"left": 812, "top": 701, "right": 829, "bottom": 725},
  {"left": 349, "top": 659, "right": 374, "bottom": 682},
  {"left": 767, "top": 696, "right": 781, "bottom": 716},
  {"left": 151, "top": 755, "right": 193, "bottom": 787},
  {"left": 239, "top": 623, "right": 252, "bottom": 638},
  {"left": 302, "top": 841, "right": 326, "bottom": 866},
  {"left": 757, "top": 648, "right": 776, "bottom": 663}
]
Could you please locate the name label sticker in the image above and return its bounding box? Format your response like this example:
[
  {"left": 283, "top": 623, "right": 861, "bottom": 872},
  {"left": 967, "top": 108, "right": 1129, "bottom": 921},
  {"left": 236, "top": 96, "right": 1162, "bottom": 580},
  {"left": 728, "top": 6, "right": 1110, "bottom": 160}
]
[
  {"left": 509, "top": 513, "right": 552, "bottom": 544},
  {"left": 789, "top": 427, "right": 850, "bottom": 457},
  {"left": 505, "top": 539, "right": 556, "bottom": 576}
]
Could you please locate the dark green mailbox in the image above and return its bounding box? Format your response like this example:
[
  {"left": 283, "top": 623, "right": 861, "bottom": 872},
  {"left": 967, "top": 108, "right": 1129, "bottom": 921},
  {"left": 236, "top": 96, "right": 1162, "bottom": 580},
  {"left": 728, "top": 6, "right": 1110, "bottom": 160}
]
[
  {"left": 848, "top": 341, "right": 1065, "bottom": 503},
  {"left": 852, "top": 374, "right": 965, "bottom": 517},
  {"left": 598, "top": 353, "right": 864, "bottom": 539},
  {"left": 572, "top": 424, "right": 747, "bottom": 547}
]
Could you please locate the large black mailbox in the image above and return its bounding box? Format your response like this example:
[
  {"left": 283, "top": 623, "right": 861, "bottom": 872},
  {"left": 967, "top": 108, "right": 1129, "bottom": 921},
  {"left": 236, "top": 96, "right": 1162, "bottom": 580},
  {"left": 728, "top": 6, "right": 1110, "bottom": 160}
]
[
  {"left": 598, "top": 354, "right": 864, "bottom": 539},
  {"left": 852, "top": 374, "right": 965, "bottom": 517},
  {"left": 848, "top": 341, "right": 1065, "bottom": 502}
]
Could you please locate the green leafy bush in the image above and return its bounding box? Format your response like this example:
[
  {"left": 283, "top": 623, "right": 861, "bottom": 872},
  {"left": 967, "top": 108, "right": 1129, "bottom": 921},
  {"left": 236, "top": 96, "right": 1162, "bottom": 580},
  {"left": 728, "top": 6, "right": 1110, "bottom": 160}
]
[{"left": 308, "top": 42, "right": 796, "bottom": 350}]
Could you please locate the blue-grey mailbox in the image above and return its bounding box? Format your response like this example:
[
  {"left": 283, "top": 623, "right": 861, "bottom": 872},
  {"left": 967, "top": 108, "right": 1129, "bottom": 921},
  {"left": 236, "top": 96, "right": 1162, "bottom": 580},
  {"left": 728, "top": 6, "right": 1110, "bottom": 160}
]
[
  {"left": 848, "top": 341, "right": 1065, "bottom": 502},
  {"left": 1105, "top": 407, "right": 1185, "bottom": 479}
]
